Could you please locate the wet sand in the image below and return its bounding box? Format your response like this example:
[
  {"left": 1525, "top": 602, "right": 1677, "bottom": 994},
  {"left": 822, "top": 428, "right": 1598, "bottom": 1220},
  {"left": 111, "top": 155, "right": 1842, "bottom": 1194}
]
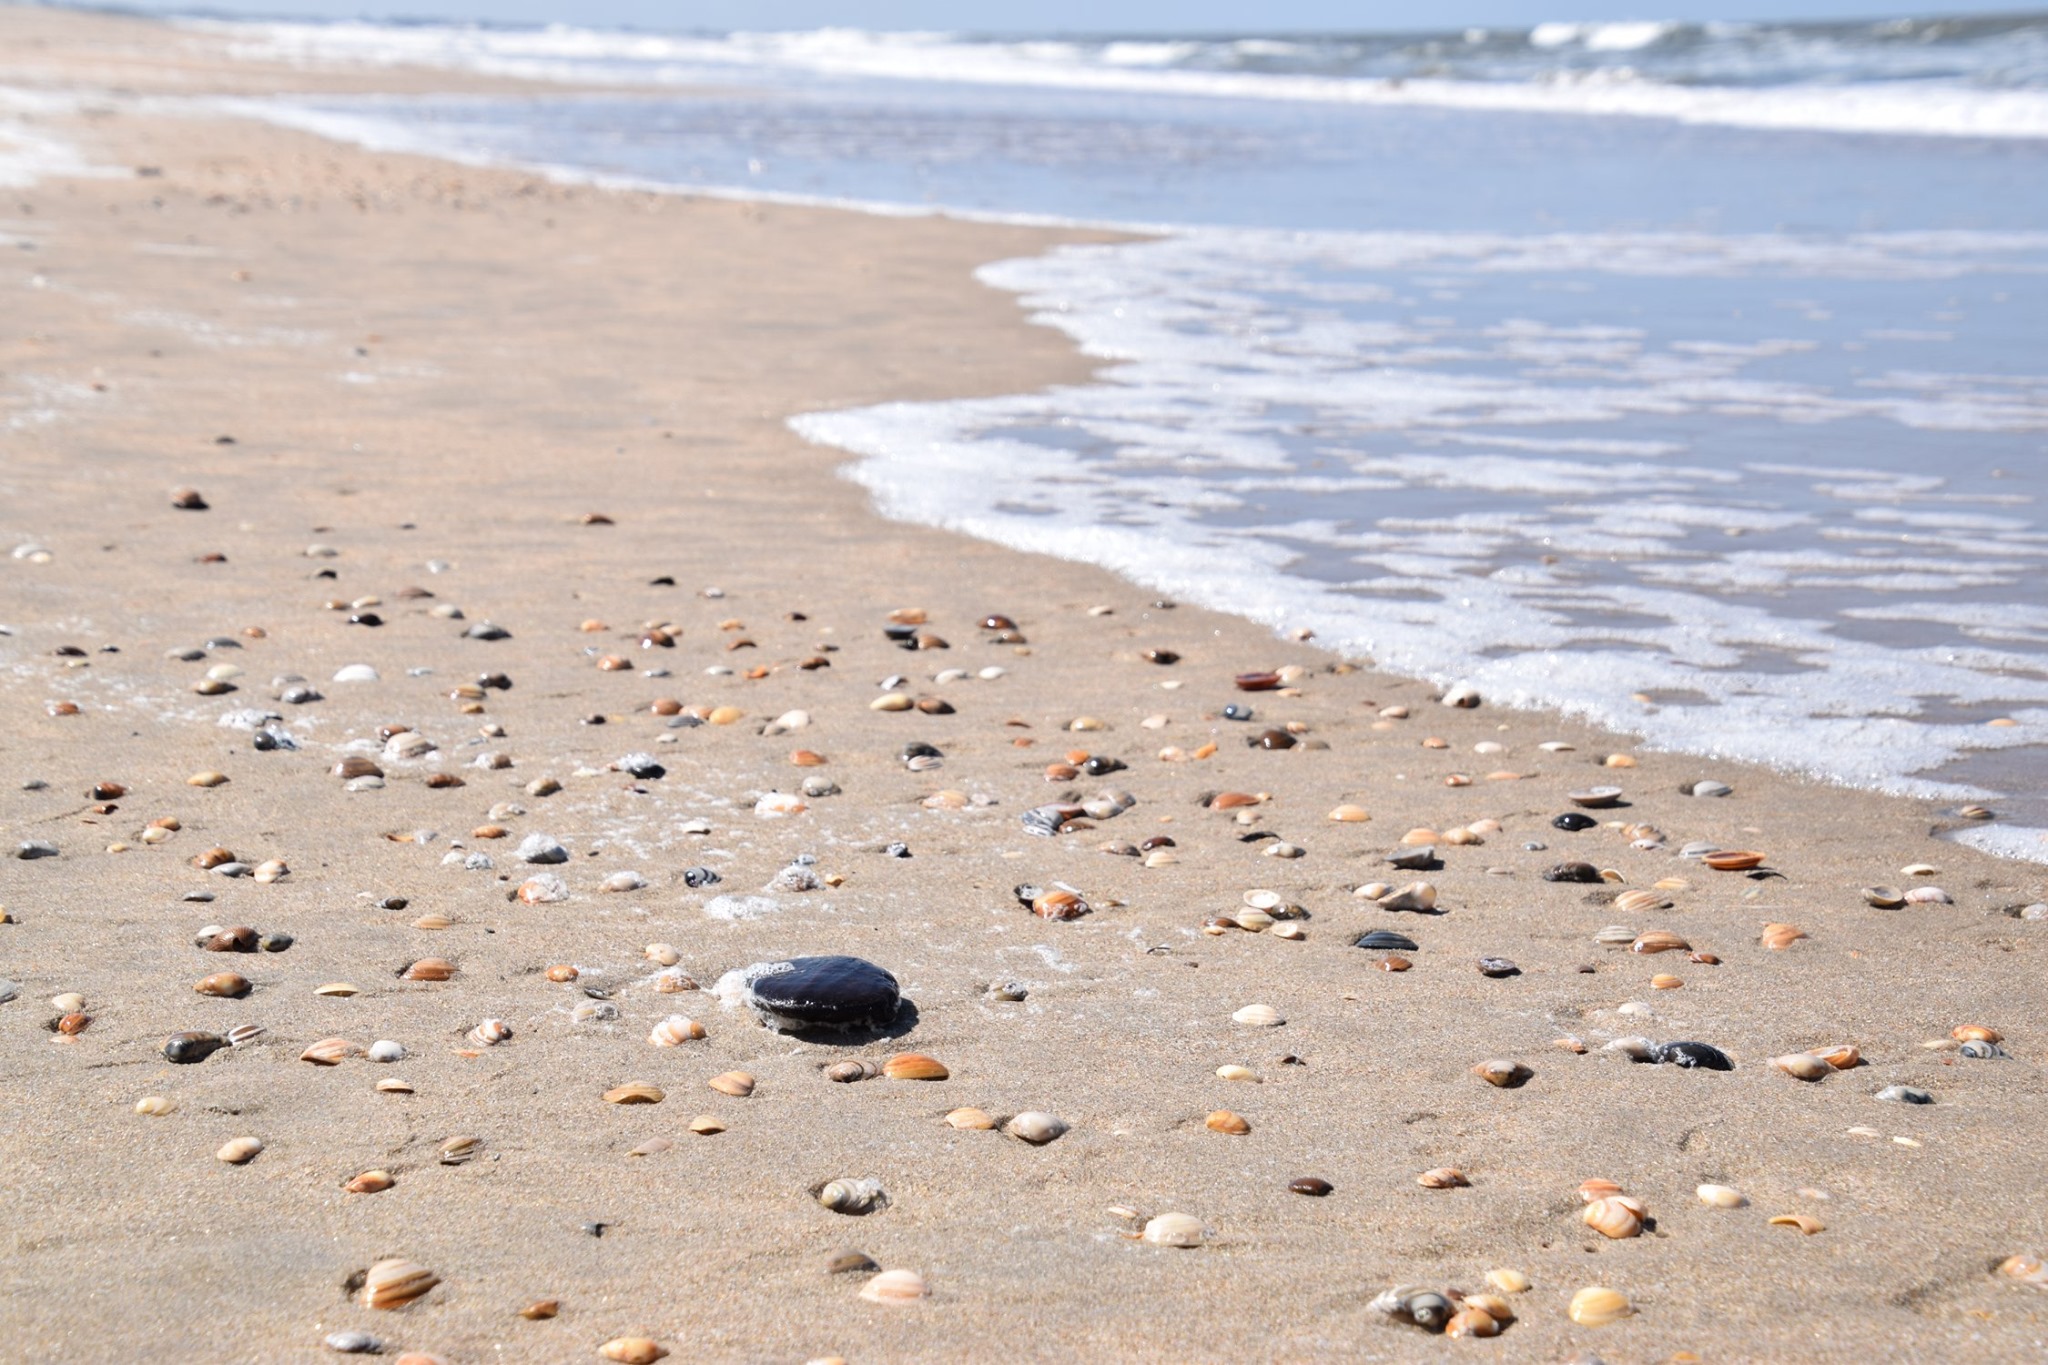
[{"left": 3, "top": 7, "right": 2048, "bottom": 1361}]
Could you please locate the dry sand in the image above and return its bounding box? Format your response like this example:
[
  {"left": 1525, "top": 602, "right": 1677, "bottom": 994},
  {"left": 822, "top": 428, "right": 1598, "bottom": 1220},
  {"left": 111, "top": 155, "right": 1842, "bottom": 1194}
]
[{"left": 3, "top": 7, "right": 2047, "bottom": 1361}]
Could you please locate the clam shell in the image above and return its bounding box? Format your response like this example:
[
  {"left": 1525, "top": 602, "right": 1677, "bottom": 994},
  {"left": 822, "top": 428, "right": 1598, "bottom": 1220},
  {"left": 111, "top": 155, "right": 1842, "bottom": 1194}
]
[
  {"left": 603, "top": 1083, "right": 665, "bottom": 1105},
  {"left": 134, "top": 1096, "right": 176, "bottom": 1116},
  {"left": 376, "top": 1079, "right": 414, "bottom": 1094},
  {"left": 1444, "top": 1308, "right": 1499, "bottom": 1338},
  {"left": 437, "top": 1135, "right": 481, "bottom": 1164},
  {"left": 1417, "top": 1167, "right": 1468, "bottom": 1188},
  {"left": 467, "top": 1018, "right": 513, "bottom": 1046},
  {"left": 1705, "top": 849, "right": 1766, "bottom": 871},
  {"left": 1005, "top": 1111, "right": 1068, "bottom": 1144},
  {"left": 401, "top": 958, "right": 453, "bottom": 982},
  {"left": 1903, "top": 885, "right": 1953, "bottom": 905},
  {"left": 1772, "top": 1052, "right": 1831, "bottom": 1081},
  {"left": 826, "top": 1060, "right": 881, "bottom": 1083},
  {"left": 216, "top": 1136, "right": 263, "bottom": 1165},
  {"left": 816, "top": 1177, "right": 888, "bottom": 1215},
  {"left": 1568, "top": 786, "right": 1624, "bottom": 808},
  {"left": 1327, "top": 804, "right": 1370, "bottom": 822},
  {"left": 1568, "top": 1286, "right": 1633, "bottom": 1327},
  {"left": 1862, "top": 886, "right": 1905, "bottom": 908},
  {"left": 1140, "top": 1213, "right": 1207, "bottom": 1248},
  {"left": 688, "top": 1114, "right": 726, "bottom": 1135},
  {"left": 1595, "top": 925, "right": 1639, "bottom": 947},
  {"left": 1817, "top": 1044, "right": 1861, "bottom": 1070},
  {"left": 1770, "top": 1212, "right": 1825, "bottom": 1235},
  {"left": 1697, "top": 1184, "right": 1747, "bottom": 1208},
  {"left": 944, "top": 1107, "right": 997, "bottom": 1130},
  {"left": 1953, "top": 1024, "right": 2002, "bottom": 1043},
  {"left": 346, "top": 1170, "right": 394, "bottom": 1193},
  {"left": 1464, "top": 1293, "right": 1515, "bottom": 1324},
  {"left": 1205, "top": 1110, "right": 1251, "bottom": 1135},
  {"left": 194, "top": 971, "right": 251, "bottom": 998},
  {"left": 1630, "top": 930, "right": 1689, "bottom": 954},
  {"left": 1582, "top": 1196, "right": 1643, "bottom": 1239},
  {"left": 1288, "top": 1176, "right": 1333, "bottom": 1196},
  {"left": 1578, "top": 1178, "right": 1625, "bottom": 1203},
  {"left": 1484, "top": 1268, "right": 1531, "bottom": 1295},
  {"left": 597, "top": 1339, "right": 669, "bottom": 1363},
  {"left": 1471, "top": 1058, "right": 1530, "bottom": 1088},
  {"left": 1999, "top": 1255, "right": 2048, "bottom": 1288},
  {"left": 300, "top": 1038, "right": 361, "bottom": 1066},
  {"left": 708, "top": 1070, "right": 756, "bottom": 1098},
  {"left": 1760, "top": 922, "right": 1808, "bottom": 950},
  {"left": 883, "top": 1052, "right": 949, "bottom": 1081},
  {"left": 858, "top": 1269, "right": 928, "bottom": 1303},
  {"left": 1613, "top": 889, "right": 1670, "bottom": 914},
  {"left": 571, "top": 1001, "right": 618, "bottom": 1024},
  {"left": 361, "top": 1258, "right": 440, "bottom": 1310},
  {"left": 1231, "top": 1003, "right": 1283, "bottom": 1027},
  {"left": 648, "top": 1016, "right": 706, "bottom": 1046},
  {"left": 1377, "top": 882, "right": 1437, "bottom": 913}
]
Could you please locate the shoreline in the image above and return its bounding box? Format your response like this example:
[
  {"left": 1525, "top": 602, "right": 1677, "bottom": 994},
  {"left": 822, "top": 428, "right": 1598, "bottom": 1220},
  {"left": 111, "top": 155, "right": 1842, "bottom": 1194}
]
[{"left": 4, "top": 6, "right": 2048, "bottom": 1361}]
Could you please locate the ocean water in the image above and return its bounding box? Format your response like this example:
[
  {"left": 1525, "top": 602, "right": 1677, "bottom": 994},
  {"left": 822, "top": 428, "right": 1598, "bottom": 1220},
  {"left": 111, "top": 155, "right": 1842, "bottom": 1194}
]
[{"left": 178, "top": 15, "right": 2048, "bottom": 857}]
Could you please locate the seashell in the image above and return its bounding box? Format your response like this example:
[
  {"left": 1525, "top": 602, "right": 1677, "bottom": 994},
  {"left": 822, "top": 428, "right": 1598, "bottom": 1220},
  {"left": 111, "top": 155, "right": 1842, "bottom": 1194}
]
[
  {"left": 401, "top": 958, "right": 453, "bottom": 982},
  {"left": 1760, "top": 922, "right": 1808, "bottom": 951},
  {"left": 1582, "top": 1196, "right": 1643, "bottom": 1239},
  {"left": 1568, "top": 1286, "right": 1633, "bottom": 1327},
  {"left": 1771, "top": 1052, "right": 1832, "bottom": 1081},
  {"left": 944, "top": 1107, "right": 998, "bottom": 1130},
  {"left": 708, "top": 1071, "right": 756, "bottom": 1098},
  {"left": 1655, "top": 1040, "right": 1734, "bottom": 1070},
  {"left": 645, "top": 943, "right": 681, "bottom": 968},
  {"left": 1379, "top": 955, "right": 1412, "bottom": 972},
  {"left": 1327, "top": 804, "right": 1371, "bottom": 822},
  {"left": 1770, "top": 1213, "right": 1825, "bottom": 1235},
  {"left": 1705, "top": 849, "right": 1766, "bottom": 871},
  {"left": 194, "top": 971, "right": 252, "bottom": 998},
  {"left": 544, "top": 964, "right": 579, "bottom": 984},
  {"left": 1862, "top": 886, "right": 1905, "bottom": 908},
  {"left": 1005, "top": 1111, "right": 1069, "bottom": 1144},
  {"left": 859, "top": 1269, "right": 929, "bottom": 1303},
  {"left": 629, "top": 1137, "right": 673, "bottom": 1158},
  {"left": 1568, "top": 786, "right": 1623, "bottom": 808},
  {"left": 883, "top": 1052, "right": 949, "bottom": 1081},
  {"left": 1476, "top": 955, "right": 1519, "bottom": 978},
  {"left": 1555, "top": 1035, "right": 1588, "bottom": 1053},
  {"left": 1698, "top": 1184, "right": 1747, "bottom": 1208},
  {"left": 1682, "top": 778, "right": 1733, "bottom": 797},
  {"left": 1205, "top": 1110, "right": 1251, "bottom": 1135},
  {"left": 376, "top": 1079, "right": 413, "bottom": 1094},
  {"left": 187, "top": 771, "right": 229, "bottom": 788},
  {"left": 1233, "top": 909, "right": 1275, "bottom": 933},
  {"left": 361, "top": 1258, "right": 440, "bottom": 1311},
  {"left": 1485, "top": 1268, "right": 1531, "bottom": 1295},
  {"left": 1998, "top": 1255, "right": 2048, "bottom": 1289},
  {"left": 1377, "top": 882, "right": 1438, "bottom": 913},
  {"left": 1031, "top": 889, "right": 1088, "bottom": 920},
  {"left": 346, "top": 1170, "right": 394, "bottom": 1194},
  {"left": 1288, "top": 1176, "right": 1333, "bottom": 1196},
  {"left": 468, "top": 1019, "right": 513, "bottom": 1046},
  {"left": 598, "top": 1338, "right": 669, "bottom": 1363},
  {"left": 654, "top": 969, "right": 697, "bottom": 994},
  {"left": 816, "top": 1178, "right": 889, "bottom": 1215},
  {"left": 1649, "top": 973, "right": 1682, "bottom": 990},
  {"left": 1141, "top": 1213, "right": 1206, "bottom": 1248},
  {"left": 688, "top": 1114, "right": 726, "bottom": 1135},
  {"left": 134, "top": 1096, "right": 176, "bottom": 1117},
  {"left": 315, "top": 982, "right": 359, "bottom": 997},
  {"left": 1953, "top": 1024, "right": 2001, "bottom": 1043},
  {"left": 1471, "top": 1059, "right": 1530, "bottom": 1088},
  {"left": 1630, "top": 933, "right": 1695, "bottom": 957},
  {"left": 1232, "top": 1003, "right": 1283, "bottom": 1027},
  {"left": 1816, "top": 1044, "right": 1860, "bottom": 1070},
  {"left": 1443, "top": 1308, "right": 1498, "bottom": 1338},
  {"left": 826, "top": 1060, "right": 881, "bottom": 1082},
  {"left": 325, "top": 1333, "right": 382, "bottom": 1355},
  {"left": 649, "top": 1016, "right": 706, "bottom": 1046},
  {"left": 437, "top": 1135, "right": 481, "bottom": 1164},
  {"left": 1272, "top": 921, "right": 1306, "bottom": 940},
  {"left": 1904, "top": 886, "right": 1953, "bottom": 905},
  {"left": 1960, "top": 1039, "right": 2010, "bottom": 1060},
  {"left": 604, "top": 1083, "right": 665, "bottom": 1105},
  {"left": 1545, "top": 861, "right": 1604, "bottom": 883},
  {"left": 1370, "top": 1288, "right": 1452, "bottom": 1330},
  {"left": 1417, "top": 1167, "right": 1468, "bottom": 1188},
  {"left": 1604, "top": 1036, "right": 1655, "bottom": 1061},
  {"left": 1613, "top": 889, "right": 1670, "bottom": 914},
  {"left": 1902, "top": 862, "right": 1940, "bottom": 877},
  {"left": 1595, "top": 925, "right": 1639, "bottom": 947},
  {"left": 1877, "top": 1084, "right": 1935, "bottom": 1104},
  {"left": 216, "top": 1136, "right": 264, "bottom": 1164},
  {"left": 301, "top": 1038, "right": 361, "bottom": 1066},
  {"left": 1578, "top": 1177, "right": 1625, "bottom": 1203}
]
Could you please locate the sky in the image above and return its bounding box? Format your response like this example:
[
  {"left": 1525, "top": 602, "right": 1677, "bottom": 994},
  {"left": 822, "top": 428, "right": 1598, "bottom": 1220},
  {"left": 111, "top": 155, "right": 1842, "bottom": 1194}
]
[{"left": 90, "top": 0, "right": 2048, "bottom": 33}]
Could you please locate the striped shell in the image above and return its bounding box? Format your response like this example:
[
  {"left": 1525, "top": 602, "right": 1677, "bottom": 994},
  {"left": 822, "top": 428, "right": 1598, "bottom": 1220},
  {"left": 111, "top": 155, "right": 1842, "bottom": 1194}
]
[
  {"left": 467, "top": 1018, "right": 513, "bottom": 1046},
  {"left": 361, "top": 1258, "right": 440, "bottom": 1310},
  {"left": 648, "top": 1016, "right": 705, "bottom": 1046}
]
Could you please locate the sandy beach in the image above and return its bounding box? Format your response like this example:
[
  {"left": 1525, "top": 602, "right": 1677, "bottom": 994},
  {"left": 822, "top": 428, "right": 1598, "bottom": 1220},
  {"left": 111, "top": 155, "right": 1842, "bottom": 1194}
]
[{"left": 3, "top": 7, "right": 2047, "bottom": 1360}]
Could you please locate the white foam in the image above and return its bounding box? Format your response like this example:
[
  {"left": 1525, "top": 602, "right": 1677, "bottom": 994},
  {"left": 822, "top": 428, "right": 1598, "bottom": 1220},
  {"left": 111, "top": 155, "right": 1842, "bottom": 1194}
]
[
  {"left": 0, "top": 88, "right": 103, "bottom": 188},
  {"left": 202, "top": 19, "right": 2048, "bottom": 141}
]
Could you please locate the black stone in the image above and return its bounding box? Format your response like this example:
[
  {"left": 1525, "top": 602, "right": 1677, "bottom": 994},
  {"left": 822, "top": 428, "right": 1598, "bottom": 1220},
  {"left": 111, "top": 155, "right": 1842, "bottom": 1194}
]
[
  {"left": 741, "top": 955, "right": 901, "bottom": 1033},
  {"left": 1654, "top": 1041, "right": 1733, "bottom": 1071},
  {"left": 1551, "top": 812, "right": 1598, "bottom": 832},
  {"left": 1222, "top": 703, "right": 1253, "bottom": 721},
  {"left": 1543, "top": 861, "right": 1604, "bottom": 883}
]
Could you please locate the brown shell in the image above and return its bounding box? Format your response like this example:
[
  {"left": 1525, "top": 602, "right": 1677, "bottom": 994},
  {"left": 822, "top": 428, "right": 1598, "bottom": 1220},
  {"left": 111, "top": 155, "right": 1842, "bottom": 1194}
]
[
  {"left": 401, "top": 958, "right": 454, "bottom": 982},
  {"left": 1205, "top": 1110, "right": 1251, "bottom": 1135},
  {"left": 194, "top": 971, "right": 251, "bottom": 998},
  {"left": 707, "top": 1071, "right": 756, "bottom": 1098},
  {"left": 1704, "top": 849, "right": 1766, "bottom": 871},
  {"left": 882, "top": 1052, "right": 949, "bottom": 1081},
  {"left": 1629, "top": 930, "right": 1690, "bottom": 954},
  {"left": 603, "top": 1083, "right": 665, "bottom": 1105}
]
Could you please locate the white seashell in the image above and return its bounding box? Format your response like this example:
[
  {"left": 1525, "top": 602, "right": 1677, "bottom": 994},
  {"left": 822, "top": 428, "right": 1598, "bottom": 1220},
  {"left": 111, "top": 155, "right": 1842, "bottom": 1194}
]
[
  {"left": 216, "top": 1136, "right": 264, "bottom": 1164},
  {"left": 360, "top": 1258, "right": 440, "bottom": 1310},
  {"left": 648, "top": 1015, "right": 706, "bottom": 1046},
  {"left": 754, "top": 792, "right": 807, "bottom": 817},
  {"left": 572, "top": 1000, "right": 619, "bottom": 1024},
  {"left": 1377, "top": 881, "right": 1437, "bottom": 913},
  {"left": 1005, "top": 1111, "right": 1069, "bottom": 1145},
  {"left": 1698, "top": 1184, "right": 1748, "bottom": 1208},
  {"left": 601, "top": 870, "right": 649, "bottom": 893},
  {"left": 467, "top": 1018, "right": 512, "bottom": 1046},
  {"left": 1141, "top": 1212, "right": 1207, "bottom": 1247},
  {"left": 1231, "top": 1003, "right": 1283, "bottom": 1027},
  {"left": 816, "top": 1177, "right": 888, "bottom": 1215},
  {"left": 367, "top": 1040, "right": 405, "bottom": 1063},
  {"left": 1903, "top": 886, "right": 1953, "bottom": 905},
  {"left": 332, "top": 664, "right": 379, "bottom": 683},
  {"left": 859, "top": 1268, "right": 927, "bottom": 1303},
  {"left": 1772, "top": 1052, "right": 1831, "bottom": 1080}
]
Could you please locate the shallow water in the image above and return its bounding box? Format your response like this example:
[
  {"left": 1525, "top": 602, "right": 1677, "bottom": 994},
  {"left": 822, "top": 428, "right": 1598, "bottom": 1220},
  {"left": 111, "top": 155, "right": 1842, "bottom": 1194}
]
[{"left": 203, "top": 15, "right": 2048, "bottom": 859}]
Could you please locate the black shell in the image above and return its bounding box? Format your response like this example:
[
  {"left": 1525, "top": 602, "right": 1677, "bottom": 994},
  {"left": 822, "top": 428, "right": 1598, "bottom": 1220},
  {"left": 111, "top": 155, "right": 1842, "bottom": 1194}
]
[
  {"left": 1543, "top": 861, "right": 1604, "bottom": 883},
  {"left": 743, "top": 956, "right": 900, "bottom": 1032},
  {"left": 1551, "top": 812, "right": 1598, "bottom": 832},
  {"left": 1355, "top": 930, "right": 1419, "bottom": 952},
  {"left": 1654, "top": 1040, "right": 1733, "bottom": 1071},
  {"left": 163, "top": 1031, "right": 226, "bottom": 1064}
]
